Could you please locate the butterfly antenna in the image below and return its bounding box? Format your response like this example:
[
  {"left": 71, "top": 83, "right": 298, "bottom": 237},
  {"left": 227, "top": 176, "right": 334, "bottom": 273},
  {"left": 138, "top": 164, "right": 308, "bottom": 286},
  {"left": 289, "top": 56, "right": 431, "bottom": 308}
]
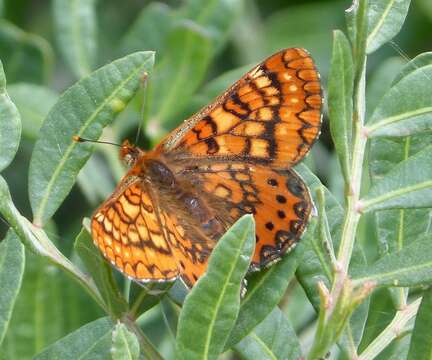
[
  {"left": 135, "top": 71, "right": 149, "bottom": 145},
  {"left": 72, "top": 135, "right": 121, "bottom": 147}
]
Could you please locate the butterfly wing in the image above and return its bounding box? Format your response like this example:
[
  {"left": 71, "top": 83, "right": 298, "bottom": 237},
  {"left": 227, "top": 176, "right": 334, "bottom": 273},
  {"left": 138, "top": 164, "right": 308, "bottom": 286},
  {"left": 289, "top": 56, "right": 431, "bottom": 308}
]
[
  {"left": 160, "top": 48, "right": 322, "bottom": 168},
  {"left": 91, "top": 176, "right": 179, "bottom": 283},
  {"left": 178, "top": 162, "right": 312, "bottom": 269}
]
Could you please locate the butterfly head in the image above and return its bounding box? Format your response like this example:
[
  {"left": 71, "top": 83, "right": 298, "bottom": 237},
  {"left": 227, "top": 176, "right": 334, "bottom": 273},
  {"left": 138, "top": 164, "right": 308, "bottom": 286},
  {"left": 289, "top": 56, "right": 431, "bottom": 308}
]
[{"left": 120, "top": 140, "right": 141, "bottom": 167}]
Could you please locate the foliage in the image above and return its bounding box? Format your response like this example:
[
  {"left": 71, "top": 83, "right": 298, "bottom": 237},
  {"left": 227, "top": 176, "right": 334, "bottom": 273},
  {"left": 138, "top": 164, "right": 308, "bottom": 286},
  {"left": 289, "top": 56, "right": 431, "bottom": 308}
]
[{"left": 0, "top": 0, "right": 431, "bottom": 359}]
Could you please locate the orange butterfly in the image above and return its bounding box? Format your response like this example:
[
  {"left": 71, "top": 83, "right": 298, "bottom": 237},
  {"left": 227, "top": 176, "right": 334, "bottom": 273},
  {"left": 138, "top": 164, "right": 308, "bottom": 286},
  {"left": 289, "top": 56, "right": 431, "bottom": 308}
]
[{"left": 90, "top": 48, "right": 322, "bottom": 288}]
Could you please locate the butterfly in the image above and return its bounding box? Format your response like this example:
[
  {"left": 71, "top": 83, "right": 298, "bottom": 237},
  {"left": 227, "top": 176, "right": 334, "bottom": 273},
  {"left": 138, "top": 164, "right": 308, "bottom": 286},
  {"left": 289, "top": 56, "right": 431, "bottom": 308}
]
[{"left": 90, "top": 48, "right": 322, "bottom": 288}]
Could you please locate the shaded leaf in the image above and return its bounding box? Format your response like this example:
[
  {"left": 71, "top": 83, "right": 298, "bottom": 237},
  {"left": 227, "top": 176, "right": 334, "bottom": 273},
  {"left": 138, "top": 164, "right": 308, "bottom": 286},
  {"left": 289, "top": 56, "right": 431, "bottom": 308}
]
[
  {"left": 52, "top": 0, "right": 97, "bottom": 78},
  {"left": 147, "top": 22, "right": 212, "bottom": 132},
  {"left": 328, "top": 30, "right": 354, "bottom": 182},
  {"left": 29, "top": 51, "right": 154, "bottom": 226},
  {"left": 353, "top": 234, "right": 432, "bottom": 287},
  {"left": 7, "top": 83, "right": 57, "bottom": 140},
  {"left": 74, "top": 227, "right": 128, "bottom": 318},
  {"left": 119, "top": 2, "right": 173, "bottom": 57},
  {"left": 0, "top": 231, "right": 24, "bottom": 346},
  {"left": 111, "top": 323, "right": 140, "bottom": 360},
  {"left": 0, "top": 19, "right": 54, "bottom": 83},
  {"left": 366, "top": 64, "right": 432, "bottom": 137},
  {"left": 234, "top": 307, "right": 301, "bottom": 360},
  {"left": 407, "top": 289, "right": 432, "bottom": 360},
  {"left": 367, "top": 0, "right": 411, "bottom": 54},
  {"left": 176, "top": 215, "right": 255, "bottom": 360},
  {"left": 361, "top": 145, "right": 432, "bottom": 212},
  {"left": 0, "top": 60, "right": 21, "bottom": 172},
  {"left": 34, "top": 317, "right": 113, "bottom": 360}
]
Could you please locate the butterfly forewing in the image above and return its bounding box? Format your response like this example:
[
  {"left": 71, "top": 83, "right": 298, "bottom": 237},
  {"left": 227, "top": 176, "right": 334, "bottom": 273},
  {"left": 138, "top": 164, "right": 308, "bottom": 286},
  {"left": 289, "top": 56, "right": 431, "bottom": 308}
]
[{"left": 160, "top": 48, "right": 322, "bottom": 168}]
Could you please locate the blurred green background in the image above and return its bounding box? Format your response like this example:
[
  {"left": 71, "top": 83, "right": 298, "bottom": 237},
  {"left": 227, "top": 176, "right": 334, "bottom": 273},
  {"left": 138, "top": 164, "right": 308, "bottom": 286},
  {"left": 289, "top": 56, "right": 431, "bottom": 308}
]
[{"left": 0, "top": 0, "right": 431, "bottom": 358}]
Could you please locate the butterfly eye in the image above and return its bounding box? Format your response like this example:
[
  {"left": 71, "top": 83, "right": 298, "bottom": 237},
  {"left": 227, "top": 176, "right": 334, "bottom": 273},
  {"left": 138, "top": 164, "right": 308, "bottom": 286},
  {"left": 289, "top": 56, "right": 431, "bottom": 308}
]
[{"left": 124, "top": 153, "right": 133, "bottom": 166}]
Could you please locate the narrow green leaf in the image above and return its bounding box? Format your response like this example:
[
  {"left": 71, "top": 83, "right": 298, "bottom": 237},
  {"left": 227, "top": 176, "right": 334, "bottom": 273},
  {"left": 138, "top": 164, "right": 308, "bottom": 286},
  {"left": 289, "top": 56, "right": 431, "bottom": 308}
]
[
  {"left": 111, "top": 323, "right": 140, "bottom": 360},
  {"left": 234, "top": 307, "right": 301, "bottom": 360},
  {"left": 407, "top": 289, "right": 432, "bottom": 359},
  {"left": 52, "top": 0, "right": 97, "bottom": 78},
  {"left": 119, "top": 2, "right": 173, "bottom": 57},
  {"left": 361, "top": 145, "right": 432, "bottom": 212},
  {"left": 74, "top": 228, "right": 128, "bottom": 318},
  {"left": 0, "top": 231, "right": 24, "bottom": 346},
  {"left": 177, "top": 0, "right": 243, "bottom": 53},
  {"left": 225, "top": 226, "right": 306, "bottom": 349},
  {"left": 366, "top": 64, "right": 432, "bottom": 137},
  {"left": 147, "top": 22, "right": 212, "bottom": 132},
  {"left": 392, "top": 52, "right": 432, "bottom": 86},
  {"left": 8, "top": 83, "right": 57, "bottom": 140},
  {"left": 29, "top": 51, "right": 154, "bottom": 226},
  {"left": 0, "top": 19, "right": 54, "bottom": 83},
  {"left": 175, "top": 215, "right": 255, "bottom": 360},
  {"left": 328, "top": 30, "right": 354, "bottom": 182},
  {"left": 34, "top": 317, "right": 113, "bottom": 360},
  {"left": 353, "top": 234, "right": 432, "bottom": 287},
  {"left": 0, "top": 60, "right": 21, "bottom": 172},
  {"left": 366, "top": 0, "right": 411, "bottom": 54}
]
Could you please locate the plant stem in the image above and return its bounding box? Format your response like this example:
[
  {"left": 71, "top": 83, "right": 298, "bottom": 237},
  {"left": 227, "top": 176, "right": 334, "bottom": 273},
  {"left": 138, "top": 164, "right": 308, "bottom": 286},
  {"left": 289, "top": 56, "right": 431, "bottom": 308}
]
[{"left": 358, "top": 297, "right": 421, "bottom": 360}]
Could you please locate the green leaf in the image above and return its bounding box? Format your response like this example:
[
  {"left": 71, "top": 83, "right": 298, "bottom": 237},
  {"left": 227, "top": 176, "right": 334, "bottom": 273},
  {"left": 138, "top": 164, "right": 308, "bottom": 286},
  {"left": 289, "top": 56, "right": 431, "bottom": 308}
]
[
  {"left": 7, "top": 83, "right": 57, "bottom": 140},
  {"left": 2, "top": 249, "right": 65, "bottom": 358},
  {"left": 391, "top": 52, "right": 432, "bottom": 86},
  {"left": 361, "top": 145, "right": 432, "bottom": 212},
  {"left": 407, "top": 289, "right": 432, "bottom": 359},
  {"left": 52, "top": 0, "right": 97, "bottom": 78},
  {"left": 0, "top": 60, "right": 21, "bottom": 172},
  {"left": 175, "top": 215, "right": 255, "bottom": 360},
  {"left": 29, "top": 51, "right": 154, "bottom": 226},
  {"left": 34, "top": 317, "right": 113, "bottom": 360},
  {"left": 0, "top": 19, "right": 54, "bottom": 84},
  {"left": 119, "top": 2, "right": 173, "bottom": 57},
  {"left": 0, "top": 231, "right": 24, "bottom": 346},
  {"left": 366, "top": 0, "right": 411, "bottom": 54},
  {"left": 366, "top": 64, "right": 432, "bottom": 137},
  {"left": 225, "top": 228, "right": 306, "bottom": 349},
  {"left": 111, "top": 323, "right": 140, "bottom": 360},
  {"left": 74, "top": 227, "right": 128, "bottom": 318},
  {"left": 147, "top": 22, "right": 212, "bottom": 132},
  {"left": 234, "top": 307, "right": 301, "bottom": 360},
  {"left": 353, "top": 234, "right": 432, "bottom": 287},
  {"left": 328, "top": 30, "right": 354, "bottom": 182}
]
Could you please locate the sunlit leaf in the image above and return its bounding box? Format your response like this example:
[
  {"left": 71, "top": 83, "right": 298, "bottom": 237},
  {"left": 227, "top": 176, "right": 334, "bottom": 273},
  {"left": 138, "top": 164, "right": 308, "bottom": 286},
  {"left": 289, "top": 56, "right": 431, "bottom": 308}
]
[
  {"left": 366, "top": 0, "right": 411, "bottom": 54},
  {"left": 0, "top": 60, "right": 21, "bottom": 172},
  {"left": 34, "top": 317, "right": 113, "bottom": 360},
  {"left": 52, "top": 0, "right": 97, "bottom": 78},
  {"left": 328, "top": 30, "right": 354, "bottom": 182},
  {"left": 234, "top": 307, "right": 301, "bottom": 360},
  {"left": 361, "top": 145, "right": 432, "bottom": 212},
  {"left": 111, "top": 323, "right": 140, "bottom": 360},
  {"left": 176, "top": 215, "right": 255, "bottom": 360},
  {"left": 29, "top": 51, "right": 154, "bottom": 226},
  {"left": 366, "top": 64, "right": 432, "bottom": 137},
  {"left": 0, "top": 231, "right": 24, "bottom": 346},
  {"left": 353, "top": 234, "right": 432, "bottom": 287}
]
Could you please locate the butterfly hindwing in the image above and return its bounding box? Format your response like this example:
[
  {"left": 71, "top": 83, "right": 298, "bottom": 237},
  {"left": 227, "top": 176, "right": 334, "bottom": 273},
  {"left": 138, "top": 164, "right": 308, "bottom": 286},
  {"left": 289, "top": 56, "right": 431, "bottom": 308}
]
[
  {"left": 161, "top": 48, "right": 322, "bottom": 168},
  {"left": 91, "top": 177, "right": 179, "bottom": 283},
  {"left": 178, "top": 162, "right": 312, "bottom": 269}
]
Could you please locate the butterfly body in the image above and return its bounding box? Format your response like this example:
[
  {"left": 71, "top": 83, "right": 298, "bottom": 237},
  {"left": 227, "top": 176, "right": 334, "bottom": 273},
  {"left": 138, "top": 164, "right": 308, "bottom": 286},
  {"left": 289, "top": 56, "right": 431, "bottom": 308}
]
[{"left": 91, "top": 48, "right": 322, "bottom": 288}]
